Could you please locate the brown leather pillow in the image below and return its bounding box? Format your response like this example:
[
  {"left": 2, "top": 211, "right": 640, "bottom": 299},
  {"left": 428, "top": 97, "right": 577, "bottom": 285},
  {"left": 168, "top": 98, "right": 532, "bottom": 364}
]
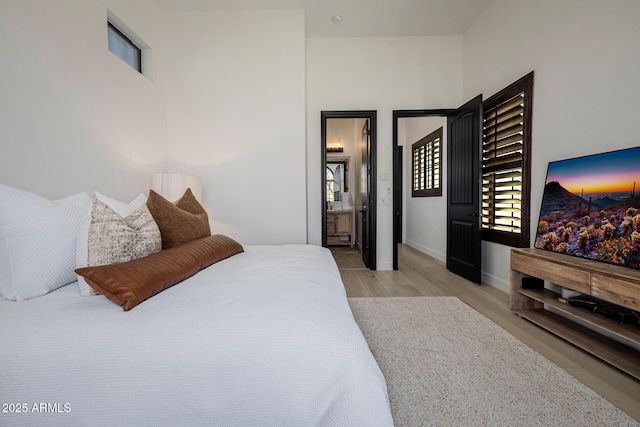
[
  {"left": 147, "top": 188, "right": 211, "bottom": 249},
  {"left": 75, "top": 235, "right": 243, "bottom": 311}
]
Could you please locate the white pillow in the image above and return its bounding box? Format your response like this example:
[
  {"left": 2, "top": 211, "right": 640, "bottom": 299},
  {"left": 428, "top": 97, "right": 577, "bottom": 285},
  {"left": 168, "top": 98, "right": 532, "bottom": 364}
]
[
  {"left": 76, "top": 192, "right": 161, "bottom": 296},
  {"left": 95, "top": 191, "right": 147, "bottom": 216},
  {"left": 0, "top": 184, "right": 91, "bottom": 301}
]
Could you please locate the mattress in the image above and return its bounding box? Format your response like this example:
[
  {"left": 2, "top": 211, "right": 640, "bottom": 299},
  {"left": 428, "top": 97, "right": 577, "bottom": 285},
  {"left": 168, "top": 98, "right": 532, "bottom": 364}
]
[{"left": 0, "top": 244, "right": 392, "bottom": 426}]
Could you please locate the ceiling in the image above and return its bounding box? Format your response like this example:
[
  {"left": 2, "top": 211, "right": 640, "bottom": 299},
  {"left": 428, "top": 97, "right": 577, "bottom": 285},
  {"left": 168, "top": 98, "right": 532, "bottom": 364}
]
[{"left": 154, "top": 0, "right": 492, "bottom": 37}]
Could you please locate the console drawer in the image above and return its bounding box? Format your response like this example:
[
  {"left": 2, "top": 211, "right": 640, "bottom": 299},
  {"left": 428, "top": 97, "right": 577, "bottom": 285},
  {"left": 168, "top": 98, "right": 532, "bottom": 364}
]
[
  {"left": 511, "top": 251, "right": 590, "bottom": 293},
  {"left": 591, "top": 273, "right": 640, "bottom": 311}
]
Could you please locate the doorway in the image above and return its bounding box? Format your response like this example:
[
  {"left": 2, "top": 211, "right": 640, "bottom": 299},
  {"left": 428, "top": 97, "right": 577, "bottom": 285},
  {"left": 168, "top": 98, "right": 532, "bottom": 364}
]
[
  {"left": 322, "top": 111, "right": 377, "bottom": 270},
  {"left": 392, "top": 110, "right": 452, "bottom": 270}
]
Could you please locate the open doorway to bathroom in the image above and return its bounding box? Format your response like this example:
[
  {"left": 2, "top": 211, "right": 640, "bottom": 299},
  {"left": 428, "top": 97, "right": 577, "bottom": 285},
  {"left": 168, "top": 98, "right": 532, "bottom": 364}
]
[{"left": 322, "top": 111, "right": 377, "bottom": 270}]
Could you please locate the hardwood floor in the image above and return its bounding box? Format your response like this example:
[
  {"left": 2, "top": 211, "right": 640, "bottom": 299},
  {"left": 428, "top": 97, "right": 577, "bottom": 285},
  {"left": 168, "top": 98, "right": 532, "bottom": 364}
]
[
  {"left": 329, "top": 246, "right": 367, "bottom": 270},
  {"left": 334, "top": 244, "right": 640, "bottom": 422}
]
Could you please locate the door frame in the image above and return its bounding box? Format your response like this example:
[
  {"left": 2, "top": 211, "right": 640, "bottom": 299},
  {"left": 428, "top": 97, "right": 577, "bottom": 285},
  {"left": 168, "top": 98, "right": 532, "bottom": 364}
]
[
  {"left": 392, "top": 109, "right": 453, "bottom": 270},
  {"left": 322, "top": 110, "right": 377, "bottom": 270}
]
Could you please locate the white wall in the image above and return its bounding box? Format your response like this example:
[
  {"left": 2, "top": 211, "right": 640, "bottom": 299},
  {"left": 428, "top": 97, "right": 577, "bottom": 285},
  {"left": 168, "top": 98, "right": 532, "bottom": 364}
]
[
  {"left": 163, "top": 9, "right": 307, "bottom": 244},
  {"left": 0, "top": 0, "right": 167, "bottom": 201},
  {"left": 464, "top": 0, "right": 640, "bottom": 291},
  {"left": 400, "top": 116, "right": 448, "bottom": 261},
  {"left": 11, "top": 1, "right": 636, "bottom": 282},
  {"left": 307, "top": 36, "right": 463, "bottom": 269}
]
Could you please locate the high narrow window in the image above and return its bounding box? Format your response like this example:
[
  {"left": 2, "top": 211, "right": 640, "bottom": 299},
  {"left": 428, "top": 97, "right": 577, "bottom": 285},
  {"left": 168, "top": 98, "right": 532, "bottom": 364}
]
[
  {"left": 482, "top": 72, "right": 534, "bottom": 247},
  {"left": 108, "top": 22, "right": 141, "bottom": 73},
  {"left": 412, "top": 127, "right": 442, "bottom": 197}
]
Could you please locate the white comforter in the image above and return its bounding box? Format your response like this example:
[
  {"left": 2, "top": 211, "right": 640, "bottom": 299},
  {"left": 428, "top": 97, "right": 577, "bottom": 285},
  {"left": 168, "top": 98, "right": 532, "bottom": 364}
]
[{"left": 0, "top": 244, "right": 392, "bottom": 426}]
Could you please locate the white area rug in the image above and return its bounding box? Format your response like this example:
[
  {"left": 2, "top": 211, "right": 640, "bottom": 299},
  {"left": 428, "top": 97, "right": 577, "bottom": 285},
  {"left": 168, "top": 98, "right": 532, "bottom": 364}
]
[{"left": 348, "top": 296, "right": 638, "bottom": 427}]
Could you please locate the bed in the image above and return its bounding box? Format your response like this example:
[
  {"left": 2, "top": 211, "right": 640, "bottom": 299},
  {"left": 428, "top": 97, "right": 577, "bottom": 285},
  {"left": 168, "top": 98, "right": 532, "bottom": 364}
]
[
  {"left": 0, "top": 244, "right": 393, "bottom": 426},
  {"left": 0, "top": 185, "right": 393, "bottom": 426}
]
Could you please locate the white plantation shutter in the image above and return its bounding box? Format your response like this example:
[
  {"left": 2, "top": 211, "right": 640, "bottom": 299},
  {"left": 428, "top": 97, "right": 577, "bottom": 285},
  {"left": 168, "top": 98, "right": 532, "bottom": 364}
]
[{"left": 413, "top": 145, "right": 425, "bottom": 191}]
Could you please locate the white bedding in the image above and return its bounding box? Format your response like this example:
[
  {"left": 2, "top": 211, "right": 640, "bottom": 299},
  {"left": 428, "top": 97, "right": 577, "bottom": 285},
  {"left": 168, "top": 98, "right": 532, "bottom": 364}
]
[{"left": 0, "top": 244, "right": 392, "bottom": 426}]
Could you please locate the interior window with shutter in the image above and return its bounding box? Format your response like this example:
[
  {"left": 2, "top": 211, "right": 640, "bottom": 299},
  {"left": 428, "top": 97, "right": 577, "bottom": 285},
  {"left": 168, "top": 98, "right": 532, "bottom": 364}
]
[
  {"left": 482, "top": 72, "right": 534, "bottom": 247},
  {"left": 412, "top": 127, "right": 442, "bottom": 197}
]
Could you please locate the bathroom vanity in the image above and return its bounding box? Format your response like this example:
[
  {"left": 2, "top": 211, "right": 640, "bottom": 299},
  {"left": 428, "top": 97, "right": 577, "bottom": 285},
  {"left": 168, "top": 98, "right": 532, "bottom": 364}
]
[{"left": 326, "top": 210, "right": 353, "bottom": 246}]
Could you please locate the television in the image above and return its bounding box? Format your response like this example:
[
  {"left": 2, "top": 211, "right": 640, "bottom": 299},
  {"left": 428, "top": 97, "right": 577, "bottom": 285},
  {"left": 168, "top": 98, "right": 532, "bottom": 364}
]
[{"left": 535, "top": 146, "right": 640, "bottom": 270}]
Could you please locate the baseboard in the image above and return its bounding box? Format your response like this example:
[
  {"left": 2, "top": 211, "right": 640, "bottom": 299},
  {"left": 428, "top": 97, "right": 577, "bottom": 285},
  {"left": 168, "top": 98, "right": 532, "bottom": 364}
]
[
  {"left": 481, "top": 271, "right": 509, "bottom": 293},
  {"left": 376, "top": 261, "right": 393, "bottom": 271},
  {"left": 404, "top": 240, "right": 445, "bottom": 263},
  {"left": 403, "top": 241, "right": 509, "bottom": 292}
]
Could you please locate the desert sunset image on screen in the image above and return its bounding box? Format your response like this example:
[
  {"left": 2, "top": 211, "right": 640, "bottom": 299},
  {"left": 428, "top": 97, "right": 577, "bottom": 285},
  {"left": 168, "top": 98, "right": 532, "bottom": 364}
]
[{"left": 535, "top": 146, "right": 640, "bottom": 269}]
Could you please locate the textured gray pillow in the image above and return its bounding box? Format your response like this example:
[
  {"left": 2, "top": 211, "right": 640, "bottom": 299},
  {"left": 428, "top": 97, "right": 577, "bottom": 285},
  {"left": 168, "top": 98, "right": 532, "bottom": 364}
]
[{"left": 79, "top": 198, "right": 161, "bottom": 296}]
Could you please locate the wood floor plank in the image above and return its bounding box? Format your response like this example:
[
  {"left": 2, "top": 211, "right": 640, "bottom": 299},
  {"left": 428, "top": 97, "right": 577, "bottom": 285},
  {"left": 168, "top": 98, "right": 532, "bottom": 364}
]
[
  {"left": 374, "top": 270, "right": 423, "bottom": 297},
  {"left": 358, "top": 270, "right": 392, "bottom": 297},
  {"left": 331, "top": 244, "right": 640, "bottom": 422},
  {"left": 340, "top": 270, "right": 369, "bottom": 297}
]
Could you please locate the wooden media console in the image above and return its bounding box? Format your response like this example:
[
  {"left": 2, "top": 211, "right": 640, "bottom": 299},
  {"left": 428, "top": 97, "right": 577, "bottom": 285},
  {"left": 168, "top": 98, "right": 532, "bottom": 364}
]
[{"left": 510, "top": 248, "right": 640, "bottom": 380}]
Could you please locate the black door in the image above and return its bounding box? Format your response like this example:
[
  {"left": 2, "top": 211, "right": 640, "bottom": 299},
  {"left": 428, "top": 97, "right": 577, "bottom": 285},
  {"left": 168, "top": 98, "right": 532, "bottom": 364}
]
[
  {"left": 361, "top": 120, "right": 372, "bottom": 268},
  {"left": 446, "top": 95, "right": 482, "bottom": 284},
  {"left": 394, "top": 145, "right": 403, "bottom": 246}
]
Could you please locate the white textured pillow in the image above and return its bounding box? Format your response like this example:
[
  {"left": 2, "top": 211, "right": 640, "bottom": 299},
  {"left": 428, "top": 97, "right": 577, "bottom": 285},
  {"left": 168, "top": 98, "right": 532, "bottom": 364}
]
[
  {"left": 0, "top": 184, "right": 91, "bottom": 301},
  {"left": 77, "top": 193, "right": 161, "bottom": 296},
  {"left": 75, "top": 192, "right": 147, "bottom": 286}
]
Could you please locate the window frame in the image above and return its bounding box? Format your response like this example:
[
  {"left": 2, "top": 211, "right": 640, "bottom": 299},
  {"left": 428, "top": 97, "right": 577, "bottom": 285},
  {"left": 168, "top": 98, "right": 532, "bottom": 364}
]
[
  {"left": 481, "top": 72, "right": 534, "bottom": 248},
  {"left": 411, "top": 127, "right": 443, "bottom": 198},
  {"left": 108, "top": 22, "right": 142, "bottom": 73}
]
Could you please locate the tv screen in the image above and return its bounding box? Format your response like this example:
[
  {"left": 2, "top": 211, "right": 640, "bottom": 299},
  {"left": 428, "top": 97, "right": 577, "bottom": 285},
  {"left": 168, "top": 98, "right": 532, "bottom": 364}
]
[{"left": 535, "top": 146, "right": 640, "bottom": 270}]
